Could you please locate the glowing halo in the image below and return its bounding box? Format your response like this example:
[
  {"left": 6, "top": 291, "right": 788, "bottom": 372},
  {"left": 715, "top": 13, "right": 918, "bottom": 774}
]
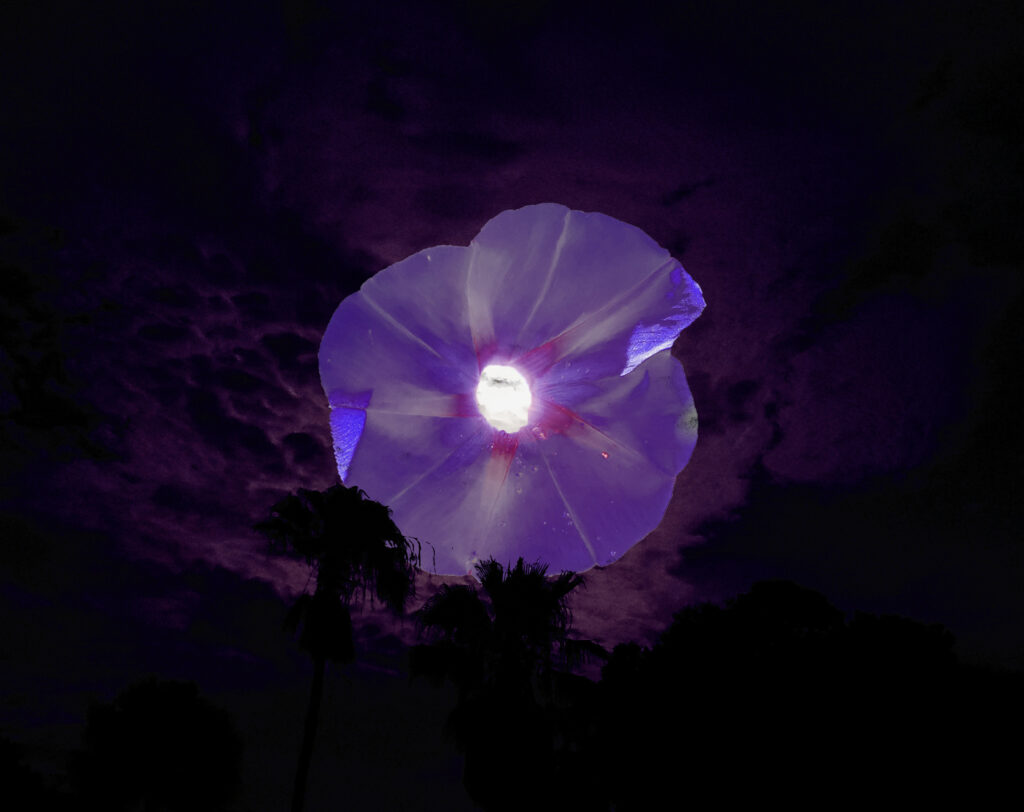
[
  {"left": 319, "top": 203, "right": 705, "bottom": 574},
  {"left": 476, "top": 364, "right": 532, "bottom": 432}
]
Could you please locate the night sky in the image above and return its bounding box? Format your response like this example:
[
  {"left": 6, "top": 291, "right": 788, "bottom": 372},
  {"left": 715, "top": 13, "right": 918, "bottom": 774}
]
[{"left": 2, "top": 0, "right": 1022, "bottom": 808}]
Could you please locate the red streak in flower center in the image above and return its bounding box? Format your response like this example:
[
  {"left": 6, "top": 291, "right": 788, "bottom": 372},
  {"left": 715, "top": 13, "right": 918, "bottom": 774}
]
[{"left": 489, "top": 431, "right": 519, "bottom": 483}]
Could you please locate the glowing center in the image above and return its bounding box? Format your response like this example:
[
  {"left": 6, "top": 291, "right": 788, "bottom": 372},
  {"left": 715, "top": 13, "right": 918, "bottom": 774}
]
[{"left": 476, "top": 364, "right": 531, "bottom": 432}]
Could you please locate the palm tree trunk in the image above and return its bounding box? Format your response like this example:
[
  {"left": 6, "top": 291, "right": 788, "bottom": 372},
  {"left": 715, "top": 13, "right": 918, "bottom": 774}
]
[{"left": 291, "top": 653, "right": 326, "bottom": 812}]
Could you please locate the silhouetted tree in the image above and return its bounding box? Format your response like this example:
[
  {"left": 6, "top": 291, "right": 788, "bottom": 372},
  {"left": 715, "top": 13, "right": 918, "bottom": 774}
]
[
  {"left": 256, "top": 483, "right": 420, "bottom": 812},
  {"left": 595, "top": 580, "right": 1024, "bottom": 810},
  {"left": 73, "top": 678, "right": 241, "bottom": 811},
  {"left": 410, "top": 557, "right": 605, "bottom": 811},
  {"left": 1, "top": 733, "right": 72, "bottom": 809}
]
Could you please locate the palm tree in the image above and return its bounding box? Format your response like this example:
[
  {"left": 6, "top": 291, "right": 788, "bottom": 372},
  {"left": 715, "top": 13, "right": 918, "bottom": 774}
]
[
  {"left": 410, "top": 557, "right": 606, "bottom": 811},
  {"left": 255, "top": 483, "right": 420, "bottom": 812}
]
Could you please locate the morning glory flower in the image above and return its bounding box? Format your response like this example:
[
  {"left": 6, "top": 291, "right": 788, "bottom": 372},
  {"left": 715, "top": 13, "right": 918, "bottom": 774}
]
[{"left": 319, "top": 203, "right": 704, "bottom": 575}]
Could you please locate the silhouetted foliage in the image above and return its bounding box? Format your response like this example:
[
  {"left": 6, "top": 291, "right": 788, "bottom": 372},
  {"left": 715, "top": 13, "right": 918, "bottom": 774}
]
[
  {"left": 1, "top": 732, "right": 72, "bottom": 809},
  {"left": 411, "top": 557, "right": 606, "bottom": 811},
  {"left": 256, "top": 484, "right": 421, "bottom": 620},
  {"left": 256, "top": 482, "right": 420, "bottom": 812},
  {"left": 594, "top": 580, "right": 1024, "bottom": 810},
  {"left": 72, "top": 678, "right": 241, "bottom": 812}
]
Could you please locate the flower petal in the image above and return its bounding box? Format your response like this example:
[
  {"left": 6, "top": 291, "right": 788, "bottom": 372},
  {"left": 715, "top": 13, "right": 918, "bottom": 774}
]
[
  {"left": 533, "top": 350, "right": 698, "bottom": 566},
  {"left": 340, "top": 410, "right": 494, "bottom": 574},
  {"left": 468, "top": 204, "right": 705, "bottom": 378},
  {"left": 472, "top": 350, "right": 696, "bottom": 572},
  {"left": 320, "top": 245, "right": 480, "bottom": 420}
]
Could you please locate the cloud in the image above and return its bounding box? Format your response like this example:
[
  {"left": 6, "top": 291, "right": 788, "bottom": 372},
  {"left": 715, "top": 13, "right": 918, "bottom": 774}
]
[{"left": 2, "top": 0, "right": 1020, "bottom": 672}]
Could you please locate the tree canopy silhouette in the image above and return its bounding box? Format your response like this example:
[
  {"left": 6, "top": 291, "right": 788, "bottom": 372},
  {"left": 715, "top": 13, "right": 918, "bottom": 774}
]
[
  {"left": 411, "top": 557, "right": 606, "bottom": 811},
  {"left": 595, "top": 579, "right": 1023, "bottom": 810},
  {"left": 256, "top": 482, "right": 421, "bottom": 812},
  {"left": 73, "top": 678, "right": 241, "bottom": 812}
]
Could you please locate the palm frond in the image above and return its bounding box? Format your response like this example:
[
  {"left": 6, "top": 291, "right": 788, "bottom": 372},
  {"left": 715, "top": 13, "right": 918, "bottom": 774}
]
[
  {"left": 561, "top": 638, "right": 610, "bottom": 668},
  {"left": 257, "top": 483, "right": 420, "bottom": 614},
  {"left": 415, "top": 585, "right": 490, "bottom": 644}
]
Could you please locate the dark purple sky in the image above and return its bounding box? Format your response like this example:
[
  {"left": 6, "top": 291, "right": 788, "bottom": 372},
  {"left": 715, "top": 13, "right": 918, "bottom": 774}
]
[{"left": 2, "top": 0, "right": 1021, "bottom": 807}]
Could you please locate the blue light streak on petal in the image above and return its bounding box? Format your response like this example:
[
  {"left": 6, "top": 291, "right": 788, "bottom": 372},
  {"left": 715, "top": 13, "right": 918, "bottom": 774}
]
[
  {"left": 327, "top": 389, "right": 371, "bottom": 482},
  {"left": 620, "top": 265, "right": 704, "bottom": 375},
  {"left": 330, "top": 408, "right": 366, "bottom": 482}
]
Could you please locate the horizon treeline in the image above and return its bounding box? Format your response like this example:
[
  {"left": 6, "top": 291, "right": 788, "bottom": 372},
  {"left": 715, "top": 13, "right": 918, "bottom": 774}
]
[{"left": 5, "top": 578, "right": 1021, "bottom": 810}]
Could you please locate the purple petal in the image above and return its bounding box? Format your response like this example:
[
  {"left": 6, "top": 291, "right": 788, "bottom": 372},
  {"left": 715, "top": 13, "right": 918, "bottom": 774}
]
[{"left": 470, "top": 204, "right": 705, "bottom": 378}]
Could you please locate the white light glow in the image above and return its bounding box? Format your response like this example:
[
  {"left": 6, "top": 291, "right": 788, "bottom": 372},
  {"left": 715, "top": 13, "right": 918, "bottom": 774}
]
[{"left": 476, "top": 364, "right": 532, "bottom": 432}]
